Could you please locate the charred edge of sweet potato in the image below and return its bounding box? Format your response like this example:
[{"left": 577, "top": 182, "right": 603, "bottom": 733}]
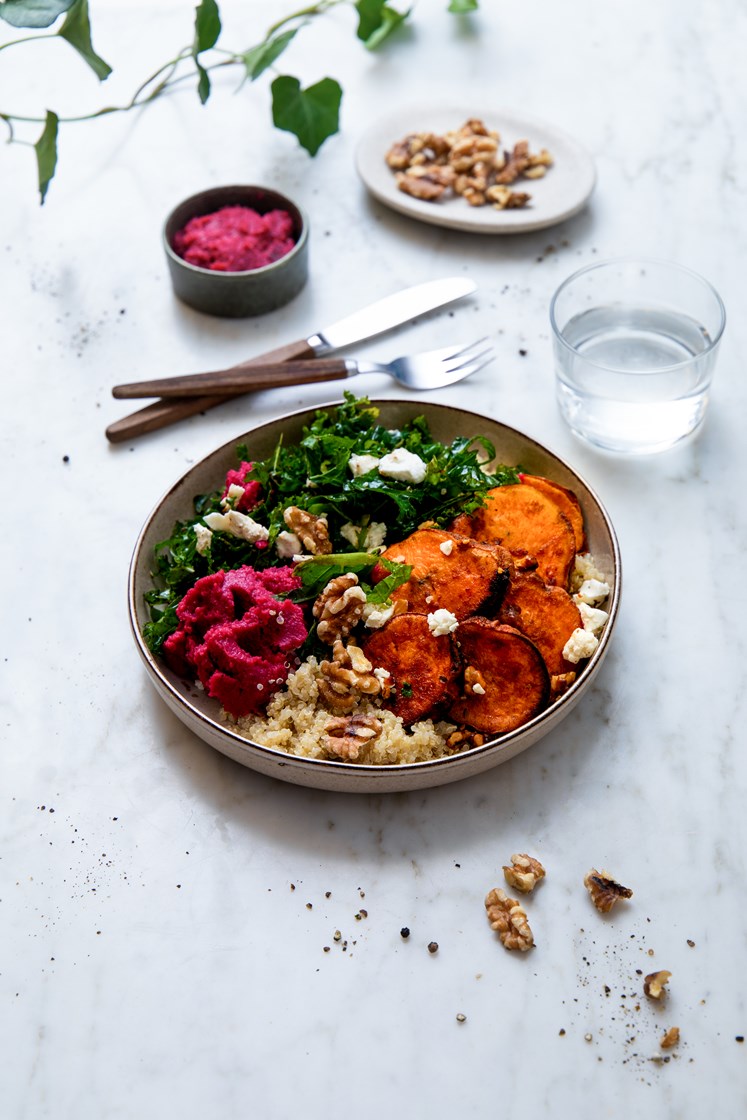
[
  {"left": 448, "top": 618, "right": 550, "bottom": 735},
  {"left": 519, "top": 473, "right": 586, "bottom": 552},
  {"left": 497, "top": 570, "right": 582, "bottom": 676},
  {"left": 381, "top": 528, "right": 512, "bottom": 620},
  {"left": 362, "top": 612, "right": 460, "bottom": 726},
  {"left": 451, "top": 485, "right": 577, "bottom": 589}
]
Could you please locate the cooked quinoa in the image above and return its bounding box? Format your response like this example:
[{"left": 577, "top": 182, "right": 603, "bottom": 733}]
[{"left": 223, "top": 657, "right": 458, "bottom": 765}]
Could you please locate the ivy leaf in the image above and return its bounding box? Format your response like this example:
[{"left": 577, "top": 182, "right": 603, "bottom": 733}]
[
  {"left": 355, "top": 0, "right": 410, "bottom": 49},
  {"left": 448, "top": 0, "right": 478, "bottom": 10},
  {"left": 0, "top": 0, "right": 74, "bottom": 28},
  {"left": 58, "top": 0, "right": 111, "bottom": 81},
  {"left": 195, "top": 61, "right": 211, "bottom": 104},
  {"left": 193, "top": 0, "right": 220, "bottom": 53},
  {"left": 242, "top": 27, "right": 296, "bottom": 81},
  {"left": 34, "top": 109, "right": 58, "bottom": 204},
  {"left": 271, "top": 75, "right": 342, "bottom": 157},
  {"left": 191, "top": 0, "right": 220, "bottom": 104}
]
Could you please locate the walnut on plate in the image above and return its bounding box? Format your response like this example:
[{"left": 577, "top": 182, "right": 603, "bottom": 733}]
[
  {"left": 584, "top": 868, "right": 633, "bottom": 913},
  {"left": 325, "top": 713, "right": 383, "bottom": 761},
  {"left": 660, "top": 1026, "right": 680, "bottom": 1049},
  {"left": 485, "top": 887, "right": 535, "bottom": 951},
  {"left": 503, "top": 853, "right": 546, "bottom": 894},
  {"left": 283, "top": 506, "right": 331, "bottom": 555},
  {"left": 313, "top": 573, "right": 367, "bottom": 644},
  {"left": 384, "top": 118, "right": 551, "bottom": 210},
  {"left": 318, "top": 640, "right": 383, "bottom": 713}
]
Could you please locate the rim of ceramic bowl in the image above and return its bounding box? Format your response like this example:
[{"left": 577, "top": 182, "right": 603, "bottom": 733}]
[
  {"left": 162, "top": 184, "right": 309, "bottom": 279},
  {"left": 549, "top": 255, "right": 726, "bottom": 373},
  {"left": 128, "top": 400, "right": 622, "bottom": 776}
]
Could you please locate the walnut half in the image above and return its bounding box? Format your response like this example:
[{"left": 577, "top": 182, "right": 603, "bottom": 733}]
[
  {"left": 503, "top": 853, "right": 546, "bottom": 894},
  {"left": 283, "top": 506, "right": 332, "bottom": 555},
  {"left": 318, "top": 640, "right": 382, "bottom": 713},
  {"left": 485, "top": 887, "right": 535, "bottom": 951},
  {"left": 644, "top": 970, "right": 672, "bottom": 1000},
  {"left": 313, "top": 573, "right": 367, "bottom": 644},
  {"left": 584, "top": 868, "right": 633, "bottom": 913},
  {"left": 325, "top": 714, "right": 383, "bottom": 761}
]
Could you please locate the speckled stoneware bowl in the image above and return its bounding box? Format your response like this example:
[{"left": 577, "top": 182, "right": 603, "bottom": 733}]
[
  {"left": 163, "top": 184, "right": 309, "bottom": 317},
  {"left": 129, "top": 401, "right": 621, "bottom": 793}
]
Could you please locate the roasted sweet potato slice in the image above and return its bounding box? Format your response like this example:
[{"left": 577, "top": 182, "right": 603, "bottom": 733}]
[
  {"left": 449, "top": 619, "right": 549, "bottom": 735},
  {"left": 451, "top": 485, "right": 576, "bottom": 588},
  {"left": 518, "top": 474, "right": 586, "bottom": 552},
  {"left": 497, "top": 571, "right": 582, "bottom": 675},
  {"left": 362, "top": 613, "right": 460, "bottom": 725},
  {"left": 380, "top": 528, "right": 511, "bottom": 619}
]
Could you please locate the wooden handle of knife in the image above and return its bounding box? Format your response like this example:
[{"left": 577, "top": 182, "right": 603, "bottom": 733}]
[{"left": 105, "top": 337, "right": 316, "bottom": 443}]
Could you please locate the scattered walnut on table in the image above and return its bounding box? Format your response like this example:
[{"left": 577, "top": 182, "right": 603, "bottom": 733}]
[
  {"left": 660, "top": 1026, "right": 680, "bottom": 1049},
  {"left": 318, "top": 640, "right": 383, "bottom": 713},
  {"left": 283, "top": 506, "right": 331, "bottom": 555},
  {"left": 584, "top": 868, "right": 634, "bottom": 913},
  {"left": 485, "top": 887, "right": 535, "bottom": 951},
  {"left": 313, "top": 573, "right": 367, "bottom": 644},
  {"left": 644, "top": 970, "right": 672, "bottom": 1000},
  {"left": 503, "top": 853, "right": 546, "bottom": 894},
  {"left": 325, "top": 713, "right": 383, "bottom": 761}
]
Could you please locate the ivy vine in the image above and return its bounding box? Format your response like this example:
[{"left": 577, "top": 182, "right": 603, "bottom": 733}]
[{"left": 0, "top": 0, "right": 480, "bottom": 203}]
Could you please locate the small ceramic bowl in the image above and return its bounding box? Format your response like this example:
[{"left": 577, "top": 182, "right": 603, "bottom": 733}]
[
  {"left": 163, "top": 184, "right": 309, "bottom": 318},
  {"left": 129, "top": 400, "right": 622, "bottom": 794}
]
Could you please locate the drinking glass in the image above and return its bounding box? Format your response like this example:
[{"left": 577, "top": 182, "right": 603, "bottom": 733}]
[{"left": 550, "top": 258, "right": 725, "bottom": 454}]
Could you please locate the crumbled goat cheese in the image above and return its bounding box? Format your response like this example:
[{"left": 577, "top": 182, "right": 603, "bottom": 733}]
[
  {"left": 439, "top": 539, "right": 454, "bottom": 556},
  {"left": 221, "top": 483, "right": 246, "bottom": 508},
  {"left": 193, "top": 523, "right": 213, "bottom": 555},
  {"left": 203, "top": 510, "right": 270, "bottom": 543},
  {"left": 576, "top": 578, "right": 611, "bottom": 605},
  {"left": 576, "top": 601, "right": 609, "bottom": 636},
  {"left": 276, "top": 530, "right": 302, "bottom": 559},
  {"left": 340, "top": 523, "right": 360, "bottom": 548},
  {"left": 292, "top": 554, "right": 313, "bottom": 564},
  {"left": 562, "top": 627, "right": 599, "bottom": 664},
  {"left": 364, "top": 521, "right": 387, "bottom": 551},
  {"left": 348, "top": 453, "right": 381, "bottom": 478},
  {"left": 378, "top": 448, "right": 428, "bottom": 484},
  {"left": 472, "top": 682, "right": 486, "bottom": 696},
  {"left": 362, "top": 601, "right": 396, "bottom": 629},
  {"left": 570, "top": 553, "right": 607, "bottom": 593},
  {"left": 373, "top": 667, "right": 391, "bottom": 684},
  {"left": 427, "top": 609, "right": 459, "bottom": 637}
]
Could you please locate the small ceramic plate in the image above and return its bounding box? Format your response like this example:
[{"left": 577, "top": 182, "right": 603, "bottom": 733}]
[
  {"left": 355, "top": 106, "right": 596, "bottom": 234},
  {"left": 129, "top": 401, "right": 620, "bottom": 794}
]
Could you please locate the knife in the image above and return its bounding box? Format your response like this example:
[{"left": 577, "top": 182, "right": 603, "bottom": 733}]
[{"left": 105, "top": 277, "right": 477, "bottom": 443}]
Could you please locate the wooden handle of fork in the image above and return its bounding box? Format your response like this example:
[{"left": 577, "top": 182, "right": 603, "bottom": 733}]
[{"left": 105, "top": 337, "right": 321, "bottom": 443}]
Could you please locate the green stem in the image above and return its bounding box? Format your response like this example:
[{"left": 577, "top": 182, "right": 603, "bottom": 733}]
[
  {"left": 0, "top": 32, "right": 57, "bottom": 54},
  {"left": 1, "top": 55, "right": 241, "bottom": 126},
  {"left": 265, "top": 0, "right": 345, "bottom": 38}
]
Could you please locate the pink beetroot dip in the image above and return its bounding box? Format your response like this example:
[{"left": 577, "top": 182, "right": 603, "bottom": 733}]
[
  {"left": 173, "top": 205, "right": 296, "bottom": 272},
  {"left": 163, "top": 566, "right": 307, "bottom": 718}
]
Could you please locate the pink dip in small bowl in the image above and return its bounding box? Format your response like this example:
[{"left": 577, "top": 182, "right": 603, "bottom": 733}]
[
  {"left": 163, "top": 185, "right": 309, "bottom": 317},
  {"left": 173, "top": 205, "right": 296, "bottom": 273}
]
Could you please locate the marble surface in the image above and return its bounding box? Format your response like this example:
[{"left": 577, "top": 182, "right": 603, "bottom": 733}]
[{"left": 2, "top": 1, "right": 746, "bottom": 1116}]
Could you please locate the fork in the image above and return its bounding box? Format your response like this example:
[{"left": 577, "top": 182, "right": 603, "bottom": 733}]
[{"left": 111, "top": 338, "right": 494, "bottom": 400}]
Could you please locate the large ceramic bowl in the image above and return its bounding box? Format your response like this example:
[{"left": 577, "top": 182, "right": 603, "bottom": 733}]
[{"left": 128, "top": 401, "right": 621, "bottom": 793}]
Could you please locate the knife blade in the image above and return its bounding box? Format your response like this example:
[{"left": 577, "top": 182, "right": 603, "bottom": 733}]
[{"left": 105, "top": 277, "right": 477, "bottom": 443}]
